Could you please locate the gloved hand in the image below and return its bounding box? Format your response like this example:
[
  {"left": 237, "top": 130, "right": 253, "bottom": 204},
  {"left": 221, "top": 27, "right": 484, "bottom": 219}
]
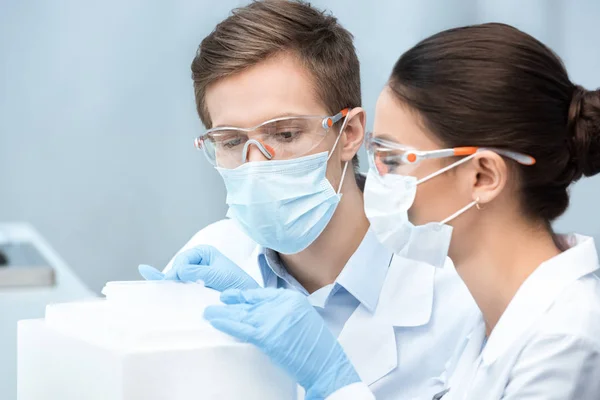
[
  {"left": 204, "top": 288, "right": 361, "bottom": 400},
  {"left": 138, "top": 245, "right": 259, "bottom": 291}
]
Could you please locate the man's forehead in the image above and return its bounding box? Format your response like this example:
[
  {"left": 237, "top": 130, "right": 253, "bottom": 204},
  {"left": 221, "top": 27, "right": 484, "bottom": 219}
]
[{"left": 204, "top": 54, "right": 327, "bottom": 128}]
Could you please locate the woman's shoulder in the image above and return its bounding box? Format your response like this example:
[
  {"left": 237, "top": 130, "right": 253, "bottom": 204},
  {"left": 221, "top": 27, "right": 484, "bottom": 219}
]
[{"left": 535, "top": 270, "right": 600, "bottom": 346}]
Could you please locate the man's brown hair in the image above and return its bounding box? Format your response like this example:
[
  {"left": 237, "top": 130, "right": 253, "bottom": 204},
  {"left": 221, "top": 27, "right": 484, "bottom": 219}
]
[{"left": 191, "top": 0, "right": 361, "bottom": 166}]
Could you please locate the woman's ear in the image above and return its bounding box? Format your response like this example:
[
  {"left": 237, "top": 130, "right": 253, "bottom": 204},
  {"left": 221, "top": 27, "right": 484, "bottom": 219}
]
[
  {"left": 340, "top": 107, "right": 366, "bottom": 163},
  {"left": 471, "top": 151, "right": 508, "bottom": 206}
]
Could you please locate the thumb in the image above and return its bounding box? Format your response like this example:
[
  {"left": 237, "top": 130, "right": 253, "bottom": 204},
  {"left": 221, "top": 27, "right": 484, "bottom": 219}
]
[
  {"left": 138, "top": 264, "right": 165, "bottom": 280},
  {"left": 173, "top": 245, "right": 221, "bottom": 267},
  {"left": 177, "top": 264, "right": 217, "bottom": 284}
]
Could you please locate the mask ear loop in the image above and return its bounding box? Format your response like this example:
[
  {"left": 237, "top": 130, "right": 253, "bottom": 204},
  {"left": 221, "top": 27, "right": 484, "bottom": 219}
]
[
  {"left": 327, "top": 112, "right": 352, "bottom": 195},
  {"left": 337, "top": 162, "right": 349, "bottom": 194},
  {"left": 414, "top": 152, "right": 479, "bottom": 225},
  {"left": 326, "top": 113, "right": 350, "bottom": 161},
  {"left": 416, "top": 153, "right": 477, "bottom": 185},
  {"left": 440, "top": 197, "right": 479, "bottom": 225}
]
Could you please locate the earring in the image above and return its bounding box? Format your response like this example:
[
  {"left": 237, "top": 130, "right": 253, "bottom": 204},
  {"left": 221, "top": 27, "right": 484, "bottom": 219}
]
[{"left": 475, "top": 197, "right": 484, "bottom": 211}]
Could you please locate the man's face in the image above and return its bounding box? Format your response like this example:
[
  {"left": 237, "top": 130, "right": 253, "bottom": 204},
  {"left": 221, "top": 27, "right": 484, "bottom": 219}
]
[{"left": 204, "top": 52, "right": 346, "bottom": 189}]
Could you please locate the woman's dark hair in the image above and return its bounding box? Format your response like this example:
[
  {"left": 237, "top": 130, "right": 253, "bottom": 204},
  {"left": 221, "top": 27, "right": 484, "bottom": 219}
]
[{"left": 389, "top": 23, "right": 600, "bottom": 222}]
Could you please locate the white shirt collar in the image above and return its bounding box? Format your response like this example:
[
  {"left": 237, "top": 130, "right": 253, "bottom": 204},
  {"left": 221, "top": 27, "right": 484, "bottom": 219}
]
[
  {"left": 481, "top": 234, "right": 599, "bottom": 365},
  {"left": 256, "top": 229, "right": 393, "bottom": 312},
  {"left": 258, "top": 247, "right": 309, "bottom": 295}
]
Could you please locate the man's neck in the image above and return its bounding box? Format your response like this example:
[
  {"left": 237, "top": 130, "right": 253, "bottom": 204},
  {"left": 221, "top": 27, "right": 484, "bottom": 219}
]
[{"left": 279, "top": 177, "right": 369, "bottom": 294}]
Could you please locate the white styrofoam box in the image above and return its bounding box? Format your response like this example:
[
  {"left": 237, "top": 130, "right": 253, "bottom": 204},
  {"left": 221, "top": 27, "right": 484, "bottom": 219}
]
[
  {"left": 0, "top": 223, "right": 95, "bottom": 400},
  {"left": 18, "top": 281, "right": 298, "bottom": 400},
  {"left": 18, "top": 319, "right": 123, "bottom": 400}
]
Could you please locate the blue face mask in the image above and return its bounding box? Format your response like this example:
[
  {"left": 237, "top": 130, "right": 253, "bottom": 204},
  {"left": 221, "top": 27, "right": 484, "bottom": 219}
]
[{"left": 216, "top": 143, "right": 348, "bottom": 255}]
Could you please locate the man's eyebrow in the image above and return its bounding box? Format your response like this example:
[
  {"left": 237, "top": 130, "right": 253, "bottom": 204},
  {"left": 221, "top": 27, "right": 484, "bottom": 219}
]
[{"left": 212, "top": 112, "right": 316, "bottom": 128}]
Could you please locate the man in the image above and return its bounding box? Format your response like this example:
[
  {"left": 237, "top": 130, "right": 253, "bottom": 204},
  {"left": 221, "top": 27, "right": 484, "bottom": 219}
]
[{"left": 141, "top": 1, "right": 476, "bottom": 399}]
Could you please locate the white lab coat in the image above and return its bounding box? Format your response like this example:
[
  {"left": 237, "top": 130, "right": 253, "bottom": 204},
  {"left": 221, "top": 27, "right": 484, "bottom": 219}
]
[
  {"left": 167, "top": 219, "right": 477, "bottom": 400},
  {"left": 329, "top": 234, "right": 600, "bottom": 400}
]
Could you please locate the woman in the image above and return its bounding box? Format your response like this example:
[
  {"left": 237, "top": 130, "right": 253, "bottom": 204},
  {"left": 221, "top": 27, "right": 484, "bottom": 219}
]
[{"left": 203, "top": 23, "right": 600, "bottom": 399}]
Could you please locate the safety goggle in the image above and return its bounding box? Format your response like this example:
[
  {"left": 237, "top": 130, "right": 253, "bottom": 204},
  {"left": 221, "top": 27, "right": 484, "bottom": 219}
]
[
  {"left": 195, "top": 109, "right": 350, "bottom": 169},
  {"left": 366, "top": 131, "right": 536, "bottom": 176}
]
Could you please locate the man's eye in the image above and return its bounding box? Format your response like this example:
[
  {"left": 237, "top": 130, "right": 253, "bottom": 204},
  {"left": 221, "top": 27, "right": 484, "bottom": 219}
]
[
  {"left": 221, "top": 137, "right": 243, "bottom": 149},
  {"left": 274, "top": 131, "right": 301, "bottom": 142}
]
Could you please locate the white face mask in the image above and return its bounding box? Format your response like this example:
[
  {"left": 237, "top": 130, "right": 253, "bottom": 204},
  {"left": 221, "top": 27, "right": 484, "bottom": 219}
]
[
  {"left": 364, "top": 155, "right": 478, "bottom": 268},
  {"left": 216, "top": 117, "right": 349, "bottom": 255}
]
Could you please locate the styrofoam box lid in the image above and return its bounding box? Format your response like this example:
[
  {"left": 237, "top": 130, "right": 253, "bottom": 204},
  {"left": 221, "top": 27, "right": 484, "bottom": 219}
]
[{"left": 45, "top": 281, "right": 239, "bottom": 350}]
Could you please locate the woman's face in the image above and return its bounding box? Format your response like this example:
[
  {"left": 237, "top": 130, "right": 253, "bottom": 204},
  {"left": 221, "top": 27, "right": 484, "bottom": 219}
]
[{"left": 371, "top": 87, "right": 477, "bottom": 231}]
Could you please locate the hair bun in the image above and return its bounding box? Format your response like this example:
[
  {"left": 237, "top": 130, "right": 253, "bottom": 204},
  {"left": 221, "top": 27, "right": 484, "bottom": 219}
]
[{"left": 567, "top": 86, "right": 600, "bottom": 180}]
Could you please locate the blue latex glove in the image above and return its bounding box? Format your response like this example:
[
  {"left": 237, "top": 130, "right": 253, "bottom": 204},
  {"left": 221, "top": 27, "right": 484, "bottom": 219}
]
[
  {"left": 204, "top": 288, "right": 361, "bottom": 399},
  {"left": 138, "top": 245, "right": 259, "bottom": 291}
]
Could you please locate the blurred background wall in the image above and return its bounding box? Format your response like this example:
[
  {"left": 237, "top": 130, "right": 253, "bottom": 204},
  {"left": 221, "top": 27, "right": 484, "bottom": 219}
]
[{"left": 1, "top": 0, "right": 599, "bottom": 294}]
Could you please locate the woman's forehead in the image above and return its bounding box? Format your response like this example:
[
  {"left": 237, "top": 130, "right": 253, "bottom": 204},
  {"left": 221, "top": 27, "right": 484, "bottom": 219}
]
[{"left": 373, "top": 88, "right": 441, "bottom": 151}]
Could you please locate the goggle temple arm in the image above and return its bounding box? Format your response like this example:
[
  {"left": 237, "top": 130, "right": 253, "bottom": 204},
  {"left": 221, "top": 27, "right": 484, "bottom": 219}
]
[
  {"left": 321, "top": 108, "right": 350, "bottom": 129},
  {"left": 412, "top": 147, "right": 536, "bottom": 166}
]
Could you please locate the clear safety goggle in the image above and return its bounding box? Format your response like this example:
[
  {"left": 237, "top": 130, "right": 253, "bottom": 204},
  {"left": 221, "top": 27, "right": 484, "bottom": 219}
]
[
  {"left": 365, "top": 131, "right": 537, "bottom": 176},
  {"left": 195, "top": 109, "right": 350, "bottom": 169}
]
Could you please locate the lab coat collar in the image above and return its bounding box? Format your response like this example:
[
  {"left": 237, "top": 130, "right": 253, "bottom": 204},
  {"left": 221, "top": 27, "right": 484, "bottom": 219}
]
[
  {"left": 255, "top": 229, "right": 393, "bottom": 313},
  {"left": 375, "top": 254, "right": 437, "bottom": 327},
  {"left": 446, "top": 313, "right": 487, "bottom": 391},
  {"left": 481, "top": 234, "right": 599, "bottom": 366},
  {"left": 334, "top": 229, "right": 393, "bottom": 312},
  {"left": 337, "top": 253, "right": 439, "bottom": 385}
]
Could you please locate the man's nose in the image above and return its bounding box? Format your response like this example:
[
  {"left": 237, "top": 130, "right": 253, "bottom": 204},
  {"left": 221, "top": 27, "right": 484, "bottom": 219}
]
[{"left": 242, "top": 139, "right": 275, "bottom": 163}]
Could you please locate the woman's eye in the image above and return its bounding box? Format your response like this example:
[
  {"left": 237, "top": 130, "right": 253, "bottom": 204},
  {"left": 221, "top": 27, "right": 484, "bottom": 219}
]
[
  {"left": 383, "top": 157, "right": 401, "bottom": 167},
  {"left": 376, "top": 155, "right": 406, "bottom": 175}
]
